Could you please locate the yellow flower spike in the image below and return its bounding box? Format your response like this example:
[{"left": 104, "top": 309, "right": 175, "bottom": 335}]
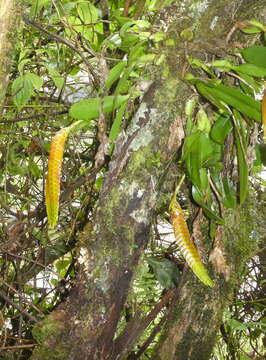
[
  {"left": 45, "top": 127, "right": 71, "bottom": 228},
  {"left": 169, "top": 180, "right": 214, "bottom": 287},
  {"left": 45, "top": 121, "right": 84, "bottom": 228}
]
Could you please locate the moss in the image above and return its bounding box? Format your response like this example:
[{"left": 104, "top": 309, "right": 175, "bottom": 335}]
[
  {"left": 32, "top": 317, "right": 61, "bottom": 344},
  {"left": 224, "top": 197, "right": 260, "bottom": 268},
  {"left": 32, "top": 343, "right": 70, "bottom": 360},
  {"left": 31, "top": 311, "right": 71, "bottom": 360}
]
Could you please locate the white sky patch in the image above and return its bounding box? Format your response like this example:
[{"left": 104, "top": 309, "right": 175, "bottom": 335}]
[
  {"left": 210, "top": 16, "right": 218, "bottom": 30},
  {"left": 137, "top": 189, "right": 145, "bottom": 198}
]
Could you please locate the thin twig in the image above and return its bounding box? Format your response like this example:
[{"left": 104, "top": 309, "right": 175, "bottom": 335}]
[
  {"left": 2, "top": 251, "right": 63, "bottom": 279},
  {"left": 23, "top": 16, "right": 99, "bottom": 87},
  {"left": 0, "top": 289, "right": 38, "bottom": 323},
  {"left": 113, "top": 266, "right": 189, "bottom": 359},
  {"left": 132, "top": 315, "right": 167, "bottom": 359},
  {"left": 112, "top": 289, "right": 175, "bottom": 358},
  {"left": 0, "top": 279, "right": 44, "bottom": 316},
  {"left": 0, "top": 344, "right": 36, "bottom": 350},
  {"left": 0, "top": 110, "right": 68, "bottom": 124},
  {"left": 134, "top": 0, "right": 146, "bottom": 19},
  {"left": 123, "top": 0, "right": 133, "bottom": 17},
  {"left": 0, "top": 197, "right": 19, "bottom": 217}
]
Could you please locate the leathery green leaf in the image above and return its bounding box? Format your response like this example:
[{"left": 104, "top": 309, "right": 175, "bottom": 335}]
[
  {"left": 105, "top": 61, "right": 127, "bottom": 90},
  {"left": 210, "top": 114, "right": 233, "bottom": 144},
  {"left": 183, "top": 131, "right": 213, "bottom": 190},
  {"left": 233, "top": 111, "right": 248, "bottom": 204},
  {"left": 222, "top": 178, "right": 237, "bottom": 208},
  {"left": 69, "top": 95, "right": 129, "bottom": 120},
  {"left": 241, "top": 46, "right": 266, "bottom": 68},
  {"left": 196, "top": 81, "right": 229, "bottom": 113},
  {"left": 232, "top": 63, "right": 266, "bottom": 77},
  {"left": 109, "top": 101, "right": 127, "bottom": 142},
  {"left": 192, "top": 186, "right": 224, "bottom": 224},
  {"left": 198, "top": 82, "right": 261, "bottom": 122}
]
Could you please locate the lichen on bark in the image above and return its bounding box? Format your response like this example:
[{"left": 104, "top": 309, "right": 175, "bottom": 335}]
[
  {"left": 30, "top": 0, "right": 266, "bottom": 358},
  {"left": 31, "top": 73, "right": 190, "bottom": 359},
  {"left": 0, "top": 0, "right": 22, "bottom": 108}
]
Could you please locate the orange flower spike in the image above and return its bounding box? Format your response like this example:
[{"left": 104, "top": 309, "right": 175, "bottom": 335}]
[
  {"left": 170, "top": 196, "right": 214, "bottom": 287},
  {"left": 45, "top": 127, "right": 71, "bottom": 228},
  {"left": 262, "top": 89, "right": 266, "bottom": 141}
]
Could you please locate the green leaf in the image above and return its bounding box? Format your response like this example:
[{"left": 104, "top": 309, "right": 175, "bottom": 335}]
[
  {"left": 121, "top": 33, "right": 139, "bottom": 48},
  {"left": 245, "top": 20, "right": 266, "bottom": 32},
  {"left": 120, "top": 20, "right": 137, "bottom": 38},
  {"left": 146, "top": 257, "right": 180, "bottom": 289},
  {"left": 254, "top": 144, "right": 266, "bottom": 166},
  {"left": 136, "top": 53, "right": 156, "bottom": 65},
  {"left": 183, "top": 131, "right": 213, "bottom": 162},
  {"left": 195, "top": 81, "right": 228, "bottom": 112},
  {"left": 233, "top": 110, "right": 248, "bottom": 204},
  {"left": 232, "top": 63, "right": 266, "bottom": 77},
  {"left": 45, "top": 66, "right": 65, "bottom": 90},
  {"left": 242, "top": 46, "right": 266, "bottom": 68},
  {"left": 69, "top": 95, "right": 129, "bottom": 120},
  {"left": 105, "top": 61, "right": 127, "bottom": 90},
  {"left": 29, "top": 160, "right": 41, "bottom": 179},
  {"left": 188, "top": 57, "right": 215, "bottom": 77},
  {"left": 211, "top": 60, "right": 234, "bottom": 70},
  {"left": 237, "top": 72, "right": 261, "bottom": 95},
  {"left": 128, "top": 41, "right": 147, "bottom": 64},
  {"left": 12, "top": 73, "right": 43, "bottom": 109},
  {"left": 115, "top": 66, "right": 133, "bottom": 94},
  {"left": 66, "top": 14, "right": 99, "bottom": 46},
  {"left": 240, "top": 20, "right": 265, "bottom": 34},
  {"left": 77, "top": 1, "right": 98, "bottom": 24},
  {"left": 55, "top": 259, "right": 71, "bottom": 272},
  {"left": 185, "top": 96, "right": 198, "bottom": 134},
  {"left": 180, "top": 27, "right": 194, "bottom": 41},
  {"left": 25, "top": 73, "right": 43, "bottom": 90},
  {"left": 227, "top": 319, "right": 247, "bottom": 330},
  {"left": 150, "top": 31, "right": 165, "bottom": 42},
  {"left": 192, "top": 186, "right": 224, "bottom": 224},
  {"left": 196, "top": 108, "right": 211, "bottom": 133},
  {"left": 222, "top": 178, "right": 237, "bottom": 208},
  {"left": 120, "top": 20, "right": 150, "bottom": 38},
  {"left": 198, "top": 168, "right": 209, "bottom": 192},
  {"left": 109, "top": 101, "right": 127, "bottom": 142},
  {"left": 197, "top": 81, "right": 261, "bottom": 123},
  {"left": 12, "top": 76, "right": 33, "bottom": 109},
  {"left": 183, "top": 132, "right": 214, "bottom": 190},
  {"left": 183, "top": 131, "right": 213, "bottom": 164},
  {"left": 214, "top": 84, "right": 260, "bottom": 114},
  {"left": 210, "top": 114, "right": 233, "bottom": 144},
  {"left": 30, "top": 0, "right": 50, "bottom": 16},
  {"left": 18, "top": 59, "right": 31, "bottom": 73}
]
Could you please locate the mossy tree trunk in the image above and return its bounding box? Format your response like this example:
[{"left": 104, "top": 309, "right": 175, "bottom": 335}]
[
  {"left": 0, "top": 0, "right": 22, "bottom": 109},
  {"left": 30, "top": 0, "right": 266, "bottom": 359},
  {"left": 152, "top": 198, "right": 265, "bottom": 360}
]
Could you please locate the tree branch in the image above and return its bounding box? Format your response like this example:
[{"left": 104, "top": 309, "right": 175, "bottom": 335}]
[
  {"left": 23, "top": 16, "right": 100, "bottom": 88},
  {"left": 0, "top": 289, "right": 38, "bottom": 323}
]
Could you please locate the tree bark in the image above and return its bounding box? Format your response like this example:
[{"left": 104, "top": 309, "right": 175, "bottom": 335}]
[
  {"left": 30, "top": 0, "right": 266, "bottom": 359},
  {"left": 152, "top": 197, "right": 265, "bottom": 360},
  {"left": 151, "top": 0, "right": 266, "bottom": 358},
  {"left": 31, "top": 76, "right": 188, "bottom": 360},
  {"left": 0, "top": 0, "right": 22, "bottom": 108}
]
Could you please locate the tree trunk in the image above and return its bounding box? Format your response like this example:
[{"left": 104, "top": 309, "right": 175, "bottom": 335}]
[
  {"left": 30, "top": 0, "right": 266, "bottom": 359},
  {"left": 0, "top": 0, "right": 22, "bottom": 108},
  {"left": 31, "top": 77, "right": 189, "bottom": 360},
  {"left": 152, "top": 198, "right": 265, "bottom": 360}
]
